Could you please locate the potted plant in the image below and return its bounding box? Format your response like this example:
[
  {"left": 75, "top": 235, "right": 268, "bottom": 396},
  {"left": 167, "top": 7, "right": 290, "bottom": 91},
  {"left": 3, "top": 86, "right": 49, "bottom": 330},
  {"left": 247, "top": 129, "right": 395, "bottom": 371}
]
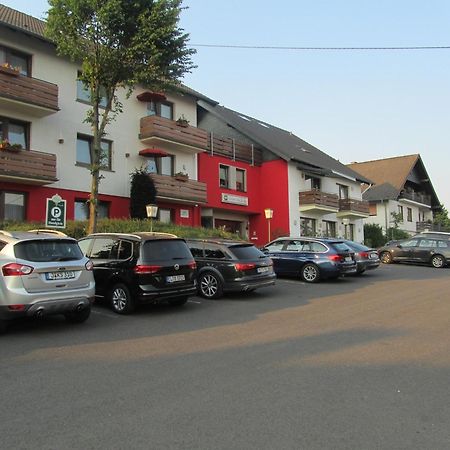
[
  {"left": 176, "top": 114, "right": 189, "bottom": 128},
  {"left": 0, "top": 140, "right": 22, "bottom": 152},
  {"left": 174, "top": 171, "right": 189, "bottom": 181},
  {"left": 0, "top": 62, "right": 20, "bottom": 76}
]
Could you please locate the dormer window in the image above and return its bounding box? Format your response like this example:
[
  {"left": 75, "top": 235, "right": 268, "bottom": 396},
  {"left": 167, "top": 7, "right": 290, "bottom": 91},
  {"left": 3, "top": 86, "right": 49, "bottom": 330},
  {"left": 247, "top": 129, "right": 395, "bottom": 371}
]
[{"left": 0, "top": 45, "right": 30, "bottom": 76}]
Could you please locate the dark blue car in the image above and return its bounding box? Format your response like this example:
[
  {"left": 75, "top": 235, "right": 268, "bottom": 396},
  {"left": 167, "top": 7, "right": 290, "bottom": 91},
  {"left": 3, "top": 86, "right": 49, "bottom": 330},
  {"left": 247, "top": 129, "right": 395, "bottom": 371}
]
[{"left": 262, "top": 237, "right": 357, "bottom": 282}]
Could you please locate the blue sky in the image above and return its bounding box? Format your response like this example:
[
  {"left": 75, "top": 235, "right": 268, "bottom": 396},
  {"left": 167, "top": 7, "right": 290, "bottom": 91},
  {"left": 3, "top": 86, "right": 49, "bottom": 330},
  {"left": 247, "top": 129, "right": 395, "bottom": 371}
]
[{"left": 4, "top": 0, "right": 450, "bottom": 210}]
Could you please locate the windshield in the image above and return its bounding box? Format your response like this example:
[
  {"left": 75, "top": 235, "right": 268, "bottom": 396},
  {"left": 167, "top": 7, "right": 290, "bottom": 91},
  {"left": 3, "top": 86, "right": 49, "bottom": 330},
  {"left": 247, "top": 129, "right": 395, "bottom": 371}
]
[
  {"left": 14, "top": 239, "right": 83, "bottom": 262},
  {"left": 229, "top": 244, "right": 266, "bottom": 259},
  {"left": 141, "top": 239, "right": 192, "bottom": 262}
]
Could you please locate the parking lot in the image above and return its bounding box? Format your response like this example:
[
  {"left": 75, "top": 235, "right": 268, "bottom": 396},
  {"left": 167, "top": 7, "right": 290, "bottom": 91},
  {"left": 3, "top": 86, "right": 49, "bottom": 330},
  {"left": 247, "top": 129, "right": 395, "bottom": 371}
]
[{"left": 2, "top": 263, "right": 450, "bottom": 449}]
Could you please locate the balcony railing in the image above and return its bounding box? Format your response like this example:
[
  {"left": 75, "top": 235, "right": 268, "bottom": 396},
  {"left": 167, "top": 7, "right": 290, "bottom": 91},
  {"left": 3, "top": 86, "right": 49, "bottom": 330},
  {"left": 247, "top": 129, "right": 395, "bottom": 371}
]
[
  {"left": 140, "top": 116, "right": 208, "bottom": 152},
  {"left": 0, "top": 149, "right": 57, "bottom": 185},
  {"left": 338, "top": 198, "right": 370, "bottom": 215},
  {"left": 207, "top": 132, "right": 263, "bottom": 166},
  {"left": 0, "top": 70, "right": 59, "bottom": 116},
  {"left": 150, "top": 173, "right": 207, "bottom": 204},
  {"left": 400, "top": 191, "right": 432, "bottom": 206},
  {"left": 299, "top": 189, "right": 339, "bottom": 210}
]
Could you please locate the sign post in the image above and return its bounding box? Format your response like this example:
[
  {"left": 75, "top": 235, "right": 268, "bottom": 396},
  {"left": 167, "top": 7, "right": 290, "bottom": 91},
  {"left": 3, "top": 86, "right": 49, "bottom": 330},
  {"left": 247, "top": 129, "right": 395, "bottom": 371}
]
[{"left": 45, "top": 194, "right": 66, "bottom": 229}]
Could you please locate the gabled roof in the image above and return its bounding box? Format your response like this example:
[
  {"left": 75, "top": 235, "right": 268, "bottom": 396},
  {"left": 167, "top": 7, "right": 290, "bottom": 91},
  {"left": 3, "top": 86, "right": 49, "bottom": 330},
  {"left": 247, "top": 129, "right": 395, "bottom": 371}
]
[
  {"left": 0, "top": 4, "right": 49, "bottom": 41},
  {"left": 362, "top": 183, "right": 399, "bottom": 201},
  {"left": 198, "top": 100, "right": 371, "bottom": 184}
]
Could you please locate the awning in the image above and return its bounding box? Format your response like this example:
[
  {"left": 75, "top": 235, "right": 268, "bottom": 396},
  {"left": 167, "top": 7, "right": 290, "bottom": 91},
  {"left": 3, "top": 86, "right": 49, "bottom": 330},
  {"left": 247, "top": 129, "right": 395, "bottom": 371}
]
[
  {"left": 136, "top": 91, "right": 167, "bottom": 102},
  {"left": 139, "top": 148, "right": 169, "bottom": 157}
]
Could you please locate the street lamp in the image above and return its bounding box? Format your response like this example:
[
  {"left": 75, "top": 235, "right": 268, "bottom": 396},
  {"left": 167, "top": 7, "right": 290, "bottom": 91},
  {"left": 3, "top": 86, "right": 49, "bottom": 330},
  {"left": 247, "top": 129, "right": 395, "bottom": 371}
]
[
  {"left": 264, "top": 208, "right": 274, "bottom": 242},
  {"left": 146, "top": 204, "right": 158, "bottom": 233}
]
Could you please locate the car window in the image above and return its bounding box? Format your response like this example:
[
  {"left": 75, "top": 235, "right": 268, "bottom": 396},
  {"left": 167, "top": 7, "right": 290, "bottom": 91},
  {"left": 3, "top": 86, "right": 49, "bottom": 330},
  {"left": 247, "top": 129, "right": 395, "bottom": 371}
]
[
  {"left": 117, "top": 240, "right": 133, "bottom": 259},
  {"left": 418, "top": 239, "right": 436, "bottom": 248},
  {"left": 14, "top": 239, "right": 83, "bottom": 262},
  {"left": 437, "top": 240, "right": 449, "bottom": 248},
  {"left": 229, "top": 244, "right": 265, "bottom": 259},
  {"left": 78, "top": 238, "right": 92, "bottom": 256},
  {"left": 141, "top": 239, "right": 192, "bottom": 262},
  {"left": 345, "top": 241, "right": 367, "bottom": 251},
  {"left": 330, "top": 242, "right": 353, "bottom": 252},
  {"left": 204, "top": 245, "right": 227, "bottom": 259},
  {"left": 90, "top": 238, "right": 117, "bottom": 259},
  {"left": 265, "top": 241, "right": 284, "bottom": 252},
  {"left": 0, "top": 241, "right": 6, "bottom": 252},
  {"left": 188, "top": 243, "right": 204, "bottom": 258},
  {"left": 401, "top": 239, "right": 419, "bottom": 248},
  {"left": 309, "top": 242, "right": 327, "bottom": 253},
  {"left": 286, "top": 241, "right": 302, "bottom": 251}
]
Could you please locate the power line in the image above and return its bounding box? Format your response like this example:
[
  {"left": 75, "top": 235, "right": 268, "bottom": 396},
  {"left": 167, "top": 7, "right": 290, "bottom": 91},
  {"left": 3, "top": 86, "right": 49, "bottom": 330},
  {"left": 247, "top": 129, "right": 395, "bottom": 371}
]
[{"left": 190, "top": 43, "right": 450, "bottom": 51}]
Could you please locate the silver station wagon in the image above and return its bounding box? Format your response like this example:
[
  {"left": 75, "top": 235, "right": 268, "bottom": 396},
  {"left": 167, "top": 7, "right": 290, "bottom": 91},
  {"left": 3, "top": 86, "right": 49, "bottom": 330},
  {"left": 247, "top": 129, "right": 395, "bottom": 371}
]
[{"left": 0, "top": 231, "right": 95, "bottom": 333}]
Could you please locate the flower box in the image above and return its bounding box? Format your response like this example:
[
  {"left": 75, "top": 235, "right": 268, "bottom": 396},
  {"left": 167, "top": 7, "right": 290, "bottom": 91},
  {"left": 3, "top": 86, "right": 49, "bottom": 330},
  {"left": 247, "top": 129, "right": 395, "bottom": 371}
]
[{"left": 0, "top": 65, "right": 20, "bottom": 76}]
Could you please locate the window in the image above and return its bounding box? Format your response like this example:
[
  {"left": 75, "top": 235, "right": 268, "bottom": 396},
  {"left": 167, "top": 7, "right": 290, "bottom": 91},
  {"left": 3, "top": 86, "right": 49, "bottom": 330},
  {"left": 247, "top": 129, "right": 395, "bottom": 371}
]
[
  {"left": 400, "top": 239, "right": 419, "bottom": 248},
  {"left": 343, "top": 223, "right": 354, "bottom": 240},
  {"left": 323, "top": 220, "right": 336, "bottom": 237},
  {"left": 76, "top": 72, "right": 107, "bottom": 107},
  {"left": 90, "top": 238, "right": 117, "bottom": 260},
  {"left": 204, "top": 245, "right": 227, "bottom": 259},
  {"left": 0, "top": 117, "right": 29, "bottom": 149},
  {"left": 265, "top": 241, "right": 285, "bottom": 252},
  {"left": 407, "top": 207, "right": 412, "bottom": 222},
  {"left": 0, "top": 192, "right": 25, "bottom": 221},
  {"left": 158, "top": 208, "right": 172, "bottom": 223},
  {"left": 74, "top": 199, "right": 109, "bottom": 220},
  {"left": 418, "top": 239, "right": 436, "bottom": 248},
  {"left": 306, "top": 175, "right": 321, "bottom": 190},
  {"left": 300, "top": 217, "right": 317, "bottom": 236},
  {"left": 188, "top": 243, "right": 204, "bottom": 258},
  {"left": 117, "top": 240, "right": 133, "bottom": 259},
  {"left": 76, "top": 134, "right": 112, "bottom": 170},
  {"left": 146, "top": 155, "right": 174, "bottom": 176},
  {"left": 147, "top": 101, "right": 173, "bottom": 120},
  {"left": 338, "top": 184, "right": 349, "bottom": 199},
  {"left": 236, "top": 168, "right": 246, "bottom": 192},
  {"left": 0, "top": 45, "right": 30, "bottom": 76},
  {"left": 397, "top": 205, "right": 404, "bottom": 221},
  {"left": 219, "top": 165, "right": 229, "bottom": 188}
]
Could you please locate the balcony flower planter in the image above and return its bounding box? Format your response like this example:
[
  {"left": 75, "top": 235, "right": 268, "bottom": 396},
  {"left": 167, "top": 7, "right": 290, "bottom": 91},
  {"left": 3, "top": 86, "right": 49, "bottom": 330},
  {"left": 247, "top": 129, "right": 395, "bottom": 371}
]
[
  {"left": 0, "top": 65, "right": 20, "bottom": 77},
  {"left": 174, "top": 173, "right": 189, "bottom": 182},
  {"left": 176, "top": 115, "right": 190, "bottom": 128},
  {"left": 0, "top": 141, "right": 22, "bottom": 152}
]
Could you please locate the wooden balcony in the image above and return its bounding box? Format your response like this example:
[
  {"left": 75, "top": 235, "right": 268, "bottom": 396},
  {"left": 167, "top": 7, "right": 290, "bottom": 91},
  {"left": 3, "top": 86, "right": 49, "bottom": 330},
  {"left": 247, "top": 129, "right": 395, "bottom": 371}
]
[
  {"left": 0, "top": 70, "right": 59, "bottom": 117},
  {"left": 139, "top": 116, "right": 208, "bottom": 153},
  {"left": 0, "top": 149, "right": 58, "bottom": 185},
  {"left": 206, "top": 132, "right": 263, "bottom": 166},
  {"left": 150, "top": 173, "right": 207, "bottom": 204},
  {"left": 337, "top": 198, "right": 370, "bottom": 219},
  {"left": 299, "top": 189, "right": 339, "bottom": 214},
  {"left": 400, "top": 191, "right": 432, "bottom": 206}
]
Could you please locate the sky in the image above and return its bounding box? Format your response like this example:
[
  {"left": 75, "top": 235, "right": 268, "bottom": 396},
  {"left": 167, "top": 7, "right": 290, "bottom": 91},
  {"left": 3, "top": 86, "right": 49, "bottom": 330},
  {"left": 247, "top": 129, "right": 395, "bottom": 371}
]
[{"left": 3, "top": 0, "right": 450, "bottom": 210}]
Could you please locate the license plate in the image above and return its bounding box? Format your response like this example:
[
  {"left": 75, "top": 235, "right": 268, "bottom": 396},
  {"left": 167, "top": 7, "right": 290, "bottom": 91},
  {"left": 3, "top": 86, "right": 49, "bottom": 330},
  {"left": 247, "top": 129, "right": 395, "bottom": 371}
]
[
  {"left": 46, "top": 271, "right": 75, "bottom": 280},
  {"left": 257, "top": 266, "right": 270, "bottom": 273},
  {"left": 345, "top": 256, "right": 352, "bottom": 262},
  {"left": 166, "top": 274, "right": 185, "bottom": 283}
]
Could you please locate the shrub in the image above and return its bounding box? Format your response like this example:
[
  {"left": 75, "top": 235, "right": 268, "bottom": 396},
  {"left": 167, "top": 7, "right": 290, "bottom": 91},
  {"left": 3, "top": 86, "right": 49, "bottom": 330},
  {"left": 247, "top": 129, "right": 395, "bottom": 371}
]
[{"left": 364, "top": 223, "right": 386, "bottom": 248}]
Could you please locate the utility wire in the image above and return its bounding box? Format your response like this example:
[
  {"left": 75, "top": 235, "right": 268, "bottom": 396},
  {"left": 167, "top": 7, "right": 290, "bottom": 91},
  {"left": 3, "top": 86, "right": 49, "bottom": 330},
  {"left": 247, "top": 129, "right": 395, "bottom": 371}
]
[{"left": 190, "top": 44, "right": 450, "bottom": 51}]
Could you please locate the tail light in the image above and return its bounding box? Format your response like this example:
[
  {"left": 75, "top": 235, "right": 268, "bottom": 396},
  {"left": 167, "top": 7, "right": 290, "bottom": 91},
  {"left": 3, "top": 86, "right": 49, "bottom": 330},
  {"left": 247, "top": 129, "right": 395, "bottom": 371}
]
[
  {"left": 188, "top": 261, "right": 197, "bottom": 270},
  {"left": 2, "top": 263, "right": 34, "bottom": 276},
  {"left": 133, "top": 265, "right": 162, "bottom": 274},
  {"left": 359, "top": 251, "right": 369, "bottom": 258},
  {"left": 8, "top": 304, "right": 25, "bottom": 311},
  {"left": 328, "top": 255, "right": 342, "bottom": 262},
  {"left": 234, "top": 263, "right": 256, "bottom": 271},
  {"left": 85, "top": 260, "right": 94, "bottom": 271}
]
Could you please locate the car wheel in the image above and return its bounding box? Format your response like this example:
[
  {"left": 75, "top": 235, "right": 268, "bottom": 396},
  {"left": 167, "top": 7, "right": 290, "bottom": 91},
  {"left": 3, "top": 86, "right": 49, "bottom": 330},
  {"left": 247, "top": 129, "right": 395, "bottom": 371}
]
[
  {"left": 65, "top": 305, "right": 91, "bottom": 323},
  {"left": 380, "top": 252, "right": 392, "bottom": 264},
  {"left": 301, "top": 263, "right": 320, "bottom": 283},
  {"left": 431, "top": 254, "right": 445, "bottom": 268},
  {"left": 109, "top": 283, "right": 135, "bottom": 314},
  {"left": 168, "top": 296, "right": 189, "bottom": 307},
  {"left": 199, "top": 272, "right": 223, "bottom": 299}
]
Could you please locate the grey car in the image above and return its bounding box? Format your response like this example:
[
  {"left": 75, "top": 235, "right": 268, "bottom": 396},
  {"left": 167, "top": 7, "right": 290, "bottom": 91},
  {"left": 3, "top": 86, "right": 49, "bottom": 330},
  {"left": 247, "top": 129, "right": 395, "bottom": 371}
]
[{"left": 0, "top": 231, "right": 95, "bottom": 333}]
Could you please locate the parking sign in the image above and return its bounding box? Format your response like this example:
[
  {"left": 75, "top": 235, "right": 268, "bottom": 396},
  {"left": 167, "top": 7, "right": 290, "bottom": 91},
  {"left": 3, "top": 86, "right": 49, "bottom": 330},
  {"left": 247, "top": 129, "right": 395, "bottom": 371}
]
[{"left": 45, "top": 194, "right": 66, "bottom": 229}]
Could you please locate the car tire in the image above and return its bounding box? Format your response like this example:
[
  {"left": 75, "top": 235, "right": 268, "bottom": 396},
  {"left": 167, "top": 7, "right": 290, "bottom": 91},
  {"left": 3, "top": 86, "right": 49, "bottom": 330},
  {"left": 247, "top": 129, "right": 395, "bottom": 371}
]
[
  {"left": 380, "top": 252, "right": 392, "bottom": 264},
  {"left": 168, "top": 296, "right": 189, "bottom": 307},
  {"left": 300, "top": 263, "right": 320, "bottom": 283},
  {"left": 65, "top": 305, "right": 91, "bottom": 323},
  {"left": 109, "top": 283, "right": 135, "bottom": 314},
  {"left": 199, "top": 272, "right": 223, "bottom": 299},
  {"left": 431, "top": 254, "right": 445, "bottom": 268}
]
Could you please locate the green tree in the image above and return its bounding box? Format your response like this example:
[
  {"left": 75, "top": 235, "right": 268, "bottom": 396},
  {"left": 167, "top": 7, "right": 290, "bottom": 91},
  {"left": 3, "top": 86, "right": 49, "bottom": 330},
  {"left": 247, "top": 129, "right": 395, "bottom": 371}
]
[
  {"left": 45, "top": 0, "right": 195, "bottom": 233},
  {"left": 363, "top": 223, "right": 386, "bottom": 248},
  {"left": 129, "top": 168, "right": 157, "bottom": 219},
  {"left": 433, "top": 204, "right": 450, "bottom": 231}
]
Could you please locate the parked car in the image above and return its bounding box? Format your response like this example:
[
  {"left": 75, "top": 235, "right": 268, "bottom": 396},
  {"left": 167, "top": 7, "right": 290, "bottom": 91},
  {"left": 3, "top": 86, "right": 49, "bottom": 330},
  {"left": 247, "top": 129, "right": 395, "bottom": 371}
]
[
  {"left": 261, "top": 237, "right": 357, "bottom": 282},
  {"left": 342, "top": 240, "right": 380, "bottom": 274},
  {"left": 78, "top": 232, "right": 197, "bottom": 314},
  {"left": 186, "top": 238, "right": 275, "bottom": 299},
  {"left": 0, "top": 230, "right": 95, "bottom": 333},
  {"left": 378, "top": 235, "right": 450, "bottom": 268}
]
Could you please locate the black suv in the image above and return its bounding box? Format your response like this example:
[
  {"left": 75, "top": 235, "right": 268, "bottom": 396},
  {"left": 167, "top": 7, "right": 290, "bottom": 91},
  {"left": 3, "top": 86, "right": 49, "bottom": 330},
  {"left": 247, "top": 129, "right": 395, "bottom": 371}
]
[
  {"left": 186, "top": 239, "right": 276, "bottom": 299},
  {"left": 78, "top": 232, "right": 197, "bottom": 314}
]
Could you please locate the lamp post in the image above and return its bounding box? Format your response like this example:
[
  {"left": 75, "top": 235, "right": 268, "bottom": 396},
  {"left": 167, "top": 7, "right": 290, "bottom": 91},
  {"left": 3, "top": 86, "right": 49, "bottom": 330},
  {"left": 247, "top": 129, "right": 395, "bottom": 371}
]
[
  {"left": 146, "top": 204, "right": 158, "bottom": 233},
  {"left": 264, "top": 208, "right": 274, "bottom": 242}
]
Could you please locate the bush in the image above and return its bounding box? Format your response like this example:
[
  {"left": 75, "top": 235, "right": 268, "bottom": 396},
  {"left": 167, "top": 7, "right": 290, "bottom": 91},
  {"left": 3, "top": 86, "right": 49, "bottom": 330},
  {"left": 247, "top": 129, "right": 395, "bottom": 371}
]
[
  {"left": 385, "top": 227, "right": 410, "bottom": 242},
  {"left": 363, "top": 223, "right": 386, "bottom": 248}
]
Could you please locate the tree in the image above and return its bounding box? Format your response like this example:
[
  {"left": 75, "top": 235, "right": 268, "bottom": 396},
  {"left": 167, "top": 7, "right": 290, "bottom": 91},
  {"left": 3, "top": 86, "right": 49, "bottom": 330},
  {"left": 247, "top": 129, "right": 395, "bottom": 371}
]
[
  {"left": 433, "top": 204, "right": 450, "bottom": 231},
  {"left": 129, "top": 168, "right": 157, "bottom": 219},
  {"left": 45, "top": 0, "right": 195, "bottom": 233}
]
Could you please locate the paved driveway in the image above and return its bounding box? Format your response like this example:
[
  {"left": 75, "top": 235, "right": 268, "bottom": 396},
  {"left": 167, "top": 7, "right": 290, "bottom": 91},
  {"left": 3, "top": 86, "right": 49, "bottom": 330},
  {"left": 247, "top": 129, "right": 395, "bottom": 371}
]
[{"left": 1, "top": 264, "right": 450, "bottom": 449}]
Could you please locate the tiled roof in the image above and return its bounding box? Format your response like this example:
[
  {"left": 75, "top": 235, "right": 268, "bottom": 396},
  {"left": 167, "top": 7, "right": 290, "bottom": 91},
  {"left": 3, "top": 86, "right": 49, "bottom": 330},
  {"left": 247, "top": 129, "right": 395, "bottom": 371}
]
[
  {"left": 0, "top": 4, "right": 48, "bottom": 40},
  {"left": 347, "top": 154, "right": 419, "bottom": 191}
]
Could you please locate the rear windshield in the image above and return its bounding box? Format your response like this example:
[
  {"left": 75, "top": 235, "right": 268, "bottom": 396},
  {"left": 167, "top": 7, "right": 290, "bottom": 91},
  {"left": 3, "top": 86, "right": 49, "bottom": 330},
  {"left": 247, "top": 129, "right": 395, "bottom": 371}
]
[
  {"left": 345, "top": 241, "right": 368, "bottom": 251},
  {"left": 14, "top": 239, "right": 84, "bottom": 262},
  {"left": 229, "top": 244, "right": 266, "bottom": 259},
  {"left": 141, "top": 239, "right": 192, "bottom": 262},
  {"left": 329, "top": 242, "right": 353, "bottom": 253}
]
